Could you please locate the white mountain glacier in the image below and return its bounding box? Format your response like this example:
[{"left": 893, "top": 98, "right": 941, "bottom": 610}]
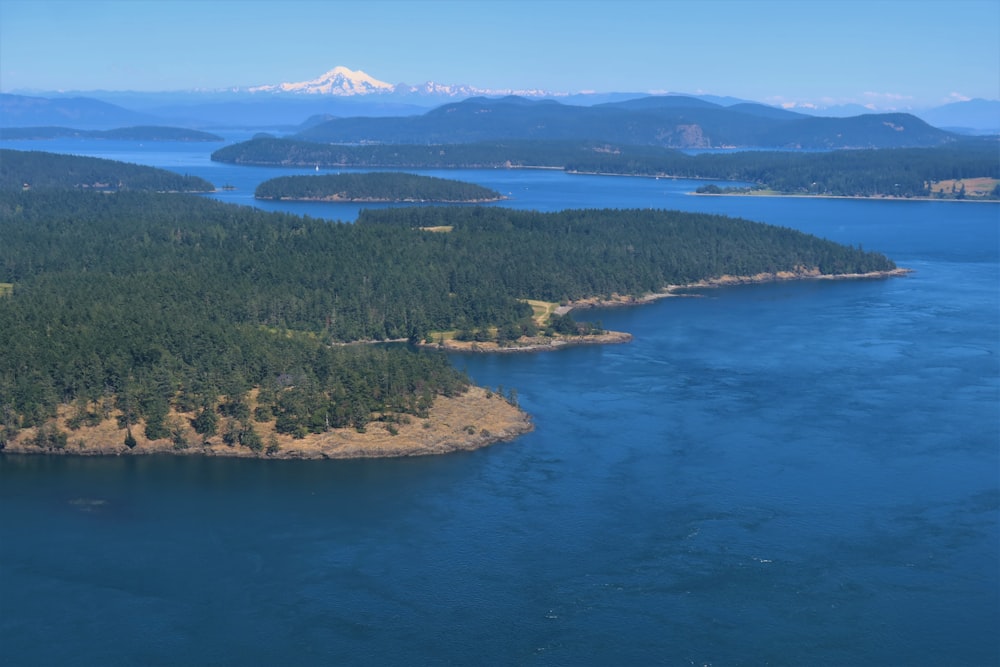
[
  {"left": 248, "top": 66, "right": 396, "bottom": 95},
  {"left": 245, "top": 66, "right": 561, "bottom": 99}
]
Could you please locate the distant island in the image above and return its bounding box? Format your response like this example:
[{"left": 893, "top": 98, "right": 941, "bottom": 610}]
[
  {"left": 292, "top": 95, "right": 959, "bottom": 149},
  {"left": 214, "top": 137, "right": 1000, "bottom": 201},
  {"left": 1, "top": 153, "right": 906, "bottom": 460},
  {"left": 255, "top": 172, "right": 505, "bottom": 202},
  {"left": 0, "top": 126, "right": 224, "bottom": 142},
  {"left": 1, "top": 148, "right": 215, "bottom": 192}
]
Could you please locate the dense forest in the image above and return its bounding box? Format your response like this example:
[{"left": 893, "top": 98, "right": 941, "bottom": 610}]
[
  {"left": 212, "top": 138, "right": 1000, "bottom": 199},
  {"left": 211, "top": 136, "right": 570, "bottom": 168},
  {"left": 0, "top": 126, "right": 224, "bottom": 142},
  {"left": 0, "top": 182, "right": 896, "bottom": 451},
  {"left": 255, "top": 172, "right": 504, "bottom": 202},
  {"left": 0, "top": 149, "right": 215, "bottom": 192}
]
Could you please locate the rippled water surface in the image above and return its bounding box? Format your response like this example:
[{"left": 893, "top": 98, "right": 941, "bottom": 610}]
[{"left": 1, "top": 136, "right": 997, "bottom": 665}]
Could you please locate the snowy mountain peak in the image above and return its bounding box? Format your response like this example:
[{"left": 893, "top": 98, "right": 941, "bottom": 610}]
[
  {"left": 244, "top": 66, "right": 562, "bottom": 100},
  {"left": 248, "top": 66, "right": 395, "bottom": 96}
]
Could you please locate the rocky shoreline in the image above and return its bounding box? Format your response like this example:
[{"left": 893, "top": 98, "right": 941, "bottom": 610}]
[
  {"left": 558, "top": 267, "right": 912, "bottom": 313},
  {"left": 1, "top": 386, "right": 533, "bottom": 460},
  {"left": 427, "top": 331, "right": 633, "bottom": 354}
]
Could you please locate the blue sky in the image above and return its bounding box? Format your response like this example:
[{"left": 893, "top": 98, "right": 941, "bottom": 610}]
[{"left": 1, "top": 0, "right": 998, "bottom": 109}]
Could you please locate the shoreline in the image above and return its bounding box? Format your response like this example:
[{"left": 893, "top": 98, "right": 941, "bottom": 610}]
[
  {"left": 0, "top": 385, "right": 533, "bottom": 460},
  {"left": 427, "top": 330, "right": 634, "bottom": 354},
  {"left": 558, "top": 267, "right": 912, "bottom": 312},
  {"left": 691, "top": 191, "right": 998, "bottom": 203},
  {"left": 2, "top": 269, "right": 907, "bottom": 459},
  {"left": 420, "top": 267, "right": 910, "bottom": 355}
]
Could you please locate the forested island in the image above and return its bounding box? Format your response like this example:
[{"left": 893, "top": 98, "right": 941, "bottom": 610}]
[
  {"left": 213, "top": 137, "right": 1000, "bottom": 200},
  {"left": 1, "top": 149, "right": 215, "bottom": 192},
  {"left": 0, "top": 152, "right": 903, "bottom": 459},
  {"left": 0, "top": 126, "right": 224, "bottom": 142},
  {"left": 255, "top": 172, "right": 505, "bottom": 202}
]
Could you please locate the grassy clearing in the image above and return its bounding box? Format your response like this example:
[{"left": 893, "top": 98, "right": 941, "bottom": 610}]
[
  {"left": 525, "top": 299, "right": 559, "bottom": 326},
  {"left": 929, "top": 177, "right": 999, "bottom": 197},
  {"left": 0, "top": 283, "right": 12, "bottom": 296},
  {"left": 419, "top": 225, "right": 453, "bottom": 233},
  {"left": 422, "top": 299, "right": 559, "bottom": 343}
]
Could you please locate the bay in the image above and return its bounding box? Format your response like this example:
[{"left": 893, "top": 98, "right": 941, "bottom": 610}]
[{"left": 1, "top": 134, "right": 997, "bottom": 666}]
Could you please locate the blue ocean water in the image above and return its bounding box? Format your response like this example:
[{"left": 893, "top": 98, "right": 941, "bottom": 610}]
[{"left": 1, "top": 136, "right": 997, "bottom": 666}]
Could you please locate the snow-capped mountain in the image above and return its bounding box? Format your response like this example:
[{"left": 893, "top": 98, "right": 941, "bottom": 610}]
[
  {"left": 245, "top": 66, "right": 560, "bottom": 99},
  {"left": 248, "top": 66, "right": 395, "bottom": 96}
]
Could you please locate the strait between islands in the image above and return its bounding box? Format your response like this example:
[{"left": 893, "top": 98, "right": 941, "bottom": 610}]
[{"left": 2, "top": 267, "right": 909, "bottom": 460}]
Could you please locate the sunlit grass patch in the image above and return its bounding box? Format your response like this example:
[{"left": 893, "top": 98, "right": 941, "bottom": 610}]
[
  {"left": 929, "top": 177, "right": 999, "bottom": 197},
  {"left": 525, "top": 299, "right": 559, "bottom": 326}
]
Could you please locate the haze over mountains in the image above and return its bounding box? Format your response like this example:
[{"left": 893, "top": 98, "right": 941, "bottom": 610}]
[{"left": 1, "top": 66, "right": 997, "bottom": 135}]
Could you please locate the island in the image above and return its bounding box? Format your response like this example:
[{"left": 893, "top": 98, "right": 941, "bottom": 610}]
[
  {"left": 0, "top": 126, "right": 224, "bottom": 142},
  {"left": 214, "top": 137, "right": 1000, "bottom": 201},
  {"left": 255, "top": 172, "right": 505, "bottom": 203},
  {"left": 0, "top": 148, "right": 214, "bottom": 192},
  {"left": 0, "top": 152, "right": 906, "bottom": 459}
]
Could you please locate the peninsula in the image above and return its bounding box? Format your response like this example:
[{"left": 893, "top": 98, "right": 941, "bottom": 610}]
[
  {"left": 1, "top": 385, "right": 533, "bottom": 459},
  {"left": 0, "top": 152, "right": 906, "bottom": 460}
]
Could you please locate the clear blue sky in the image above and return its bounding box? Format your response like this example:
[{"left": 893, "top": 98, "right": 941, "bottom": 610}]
[{"left": 2, "top": 0, "right": 998, "bottom": 109}]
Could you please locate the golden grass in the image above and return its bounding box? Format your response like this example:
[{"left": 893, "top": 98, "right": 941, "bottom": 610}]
[
  {"left": 929, "top": 177, "right": 999, "bottom": 197},
  {"left": 525, "top": 299, "right": 559, "bottom": 326},
  {"left": 0, "top": 283, "right": 12, "bottom": 296},
  {"left": 419, "top": 225, "right": 454, "bottom": 233},
  {"left": 4, "top": 386, "right": 532, "bottom": 459}
]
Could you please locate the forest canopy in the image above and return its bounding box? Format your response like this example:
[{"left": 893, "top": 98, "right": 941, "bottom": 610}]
[{"left": 0, "top": 149, "right": 215, "bottom": 192}]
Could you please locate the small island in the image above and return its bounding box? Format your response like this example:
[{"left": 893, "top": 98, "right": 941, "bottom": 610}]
[{"left": 255, "top": 172, "right": 506, "bottom": 203}]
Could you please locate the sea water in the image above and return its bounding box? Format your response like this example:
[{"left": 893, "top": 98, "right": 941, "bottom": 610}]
[{"left": 1, "top": 136, "right": 997, "bottom": 665}]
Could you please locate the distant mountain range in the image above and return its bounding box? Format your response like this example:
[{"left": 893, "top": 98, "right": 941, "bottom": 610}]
[
  {"left": 2, "top": 66, "right": 997, "bottom": 135},
  {"left": 292, "top": 95, "right": 959, "bottom": 149},
  {"left": 236, "top": 67, "right": 1000, "bottom": 134},
  {"left": 245, "top": 66, "right": 559, "bottom": 100}
]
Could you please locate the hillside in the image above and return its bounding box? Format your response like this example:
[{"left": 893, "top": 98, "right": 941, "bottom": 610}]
[
  {"left": 0, "top": 149, "right": 215, "bottom": 192},
  {"left": 0, "top": 93, "right": 156, "bottom": 129},
  {"left": 0, "top": 126, "right": 224, "bottom": 141},
  {"left": 294, "top": 95, "right": 959, "bottom": 149}
]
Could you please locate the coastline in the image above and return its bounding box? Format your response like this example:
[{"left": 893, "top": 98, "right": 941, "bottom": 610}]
[
  {"left": 421, "top": 267, "right": 909, "bottom": 354},
  {"left": 558, "top": 266, "right": 912, "bottom": 313},
  {"left": 689, "top": 191, "right": 998, "bottom": 203},
  {"left": 1, "top": 268, "right": 907, "bottom": 459},
  {"left": 429, "top": 330, "right": 633, "bottom": 354},
  {"left": 1, "top": 385, "right": 533, "bottom": 460}
]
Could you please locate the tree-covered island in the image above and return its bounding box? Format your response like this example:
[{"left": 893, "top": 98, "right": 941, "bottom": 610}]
[
  {"left": 1, "top": 149, "right": 214, "bottom": 192},
  {"left": 213, "top": 137, "right": 1000, "bottom": 200},
  {"left": 255, "top": 172, "right": 505, "bottom": 202},
  {"left": 0, "top": 152, "right": 905, "bottom": 459},
  {"left": 0, "top": 126, "right": 224, "bottom": 142}
]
